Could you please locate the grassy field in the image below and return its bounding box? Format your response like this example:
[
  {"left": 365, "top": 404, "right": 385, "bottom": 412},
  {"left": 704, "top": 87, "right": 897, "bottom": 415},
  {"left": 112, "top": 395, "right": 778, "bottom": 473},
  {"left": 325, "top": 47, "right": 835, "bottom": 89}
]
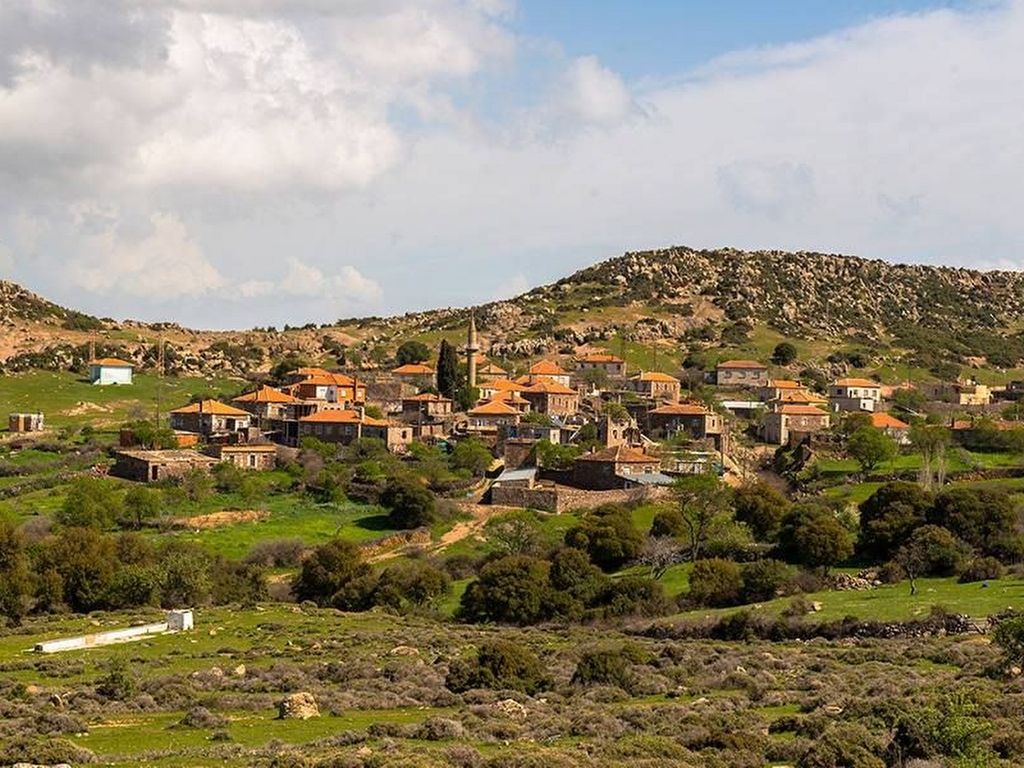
[{"left": 0, "top": 370, "right": 245, "bottom": 430}]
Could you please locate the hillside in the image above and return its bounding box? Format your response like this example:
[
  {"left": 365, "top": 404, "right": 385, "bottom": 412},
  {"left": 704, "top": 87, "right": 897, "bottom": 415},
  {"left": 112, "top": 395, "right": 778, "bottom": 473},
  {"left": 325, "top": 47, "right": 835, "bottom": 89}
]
[{"left": 4, "top": 247, "right": 1024, "bottom": 379}]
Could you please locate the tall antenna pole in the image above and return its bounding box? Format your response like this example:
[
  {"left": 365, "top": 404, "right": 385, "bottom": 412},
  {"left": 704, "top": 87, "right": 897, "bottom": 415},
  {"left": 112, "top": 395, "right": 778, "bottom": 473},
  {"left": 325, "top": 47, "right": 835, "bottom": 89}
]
[{"left": 156, "top": 337, "right": 165, "bottom": 426}]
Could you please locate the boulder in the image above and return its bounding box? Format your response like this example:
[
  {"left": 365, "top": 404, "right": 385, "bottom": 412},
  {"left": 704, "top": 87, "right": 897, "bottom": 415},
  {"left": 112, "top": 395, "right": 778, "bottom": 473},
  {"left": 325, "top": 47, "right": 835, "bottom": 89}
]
[{"left": 277, "top": 692, "right": 319, "bottom": 720}]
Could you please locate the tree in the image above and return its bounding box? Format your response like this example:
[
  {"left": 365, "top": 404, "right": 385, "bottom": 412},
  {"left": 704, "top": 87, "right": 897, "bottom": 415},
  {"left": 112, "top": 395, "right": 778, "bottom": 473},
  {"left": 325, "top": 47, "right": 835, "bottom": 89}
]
[
  {"left": 58, "top": 477, "right": 124, "bottom": 529},
  {"left": 158, "top": 541, "right": 214, "bottom": 608},
  {"left": 123, "top": 486, "right": 162, "bottom": 529},
  {"left": 671, "top": 473, "right": 733, "bottom": 561},
  {"left": 39, "top": 527, "right": 117, "bottom": 612},
  {"left": 381, "top": 475, "right": 437, "bottom": 529},
  {"left": 771, "top": 342, "right": 798, "bottom": 365},
  {"left": 395, "top": 340, "right": 431, "bottom": 366},
  {"left": 847, "top": 426, "right": 897, "bottom": 473},
  {"left": 910, "top": 424, "right": 951, "bottom": 491},
  {"left": 437, "top": 339, "right": 459, "bottom": 401},
  {"left": 732, "top": 481, "right": 790, "bottom": 542},
  {"left": 450, "top": 438, "right": 494, "bottom": 477},
  {"left": 687, "top": 558, "right": 744, "bottom": 607},
  {"left": 179, "top": 467, "right": 214, "bottom": 502},
  {"left": 858, "top": 481, "right": 934, "bottom": 561},
  {"left": 565, "top": 506, "right": 643, "bottom": 572},
  {"left": 638, "top": 536, "right": 683, "bottom": 580},
  {"left": 893, "top": 525, "right": 970, "bottom": 595},
  {"left": 372, "top": 561, "right": 451, "bottom": 610},
  {"left": 0, "top": 521, "right": 31, "bottom": 624},
  {"left": 458, "top": 555, "right": 551, "bottom": 624},
  {"left": 790, "top": 512, "right": 853, "bottom": 574},
  {"left": 993, "top": 614, "right": 1024, "bottom": 667},
  {"left": 930, "top": 487, "right": 1017, "bottom": 555},
  {"left": 445, "top": 639, "right": 552, "bottom": 694},
  {"left": 293, "top": 539, "right": 370, "bottom": 607},
  {"left": 486, "top": 511, "right": 544, "bottom": 557},
  {"left": 547, "top": 547, "right": 606, "bottom": 606}
]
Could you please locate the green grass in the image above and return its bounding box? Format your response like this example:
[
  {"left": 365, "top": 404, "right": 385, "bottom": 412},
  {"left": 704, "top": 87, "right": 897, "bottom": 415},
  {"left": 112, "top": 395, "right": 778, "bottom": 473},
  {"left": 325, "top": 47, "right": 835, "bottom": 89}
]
[{"left": 0, "top": 370, "right": 244, "bottom": 430}]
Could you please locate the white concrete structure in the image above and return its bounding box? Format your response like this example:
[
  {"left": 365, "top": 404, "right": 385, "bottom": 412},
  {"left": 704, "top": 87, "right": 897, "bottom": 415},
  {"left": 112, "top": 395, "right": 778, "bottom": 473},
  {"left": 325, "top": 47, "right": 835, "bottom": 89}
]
[
  {"left": 34, "top": 609, "right": 193, "bottom": 653},
  {"left": 88, "top": 357, "right": 134, "bottom": 385}
]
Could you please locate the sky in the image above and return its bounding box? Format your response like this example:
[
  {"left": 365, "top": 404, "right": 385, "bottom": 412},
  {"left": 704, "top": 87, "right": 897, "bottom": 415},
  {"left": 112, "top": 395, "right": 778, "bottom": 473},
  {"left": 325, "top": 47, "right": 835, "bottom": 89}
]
[{"left": 0, "top": 0, "right": 1021, "bottom": 330}]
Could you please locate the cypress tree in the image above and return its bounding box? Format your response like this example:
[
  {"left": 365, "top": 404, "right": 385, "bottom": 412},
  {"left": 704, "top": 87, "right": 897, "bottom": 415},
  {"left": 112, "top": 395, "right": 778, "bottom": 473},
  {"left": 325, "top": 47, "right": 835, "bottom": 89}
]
[{"left": 437, "top": 339, "right": 458, "bottom": 401}]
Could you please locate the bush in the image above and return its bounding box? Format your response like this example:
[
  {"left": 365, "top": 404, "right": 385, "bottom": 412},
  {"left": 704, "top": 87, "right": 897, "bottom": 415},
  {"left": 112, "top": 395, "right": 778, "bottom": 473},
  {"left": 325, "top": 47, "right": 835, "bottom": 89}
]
[
  {"left": 565, "top": 506, "right": 643, "bottom": 572},
  {"left": 381, "top": 475, "right": 437, "bottom": 529},
  {"left": 741, "top": 559, "right": 795, "bottom": 603},
  {"left": 292, "top": 539, "right": 370, "bottom": 607},
  {"left": 445, "top": 639, "right": 552, "bottom": 694},
  {"left": 688, "top": 558, "right": 744, "bottom": 607},
  {"left": 458, "top": 555, "right": 551, "bottom": 625},
  {"left": 572, "top": 648, "right": 632, "bottom": 689},
  {"left": 958, "top": 556, "right": 1004, "bottom": 583},
  {"left": 244, "top": 538, "right": 306, "bottom": 568}
]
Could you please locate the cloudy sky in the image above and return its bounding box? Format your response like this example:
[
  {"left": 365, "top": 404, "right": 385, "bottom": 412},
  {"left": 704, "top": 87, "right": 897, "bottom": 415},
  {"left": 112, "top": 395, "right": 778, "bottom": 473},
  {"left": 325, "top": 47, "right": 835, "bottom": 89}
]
[{"left": 1, "top": 0, "right": 1021, "bottom": 329}]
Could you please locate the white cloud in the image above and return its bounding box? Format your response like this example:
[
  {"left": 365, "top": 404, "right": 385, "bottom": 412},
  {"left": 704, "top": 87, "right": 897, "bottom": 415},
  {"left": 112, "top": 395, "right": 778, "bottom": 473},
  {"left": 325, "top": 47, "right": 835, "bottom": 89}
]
[
  {"left": 237, "top": 259, "right": 381, "bottom": 303},
  {"left": 69, "top": 211, "right": 226, "bottom": 298},
  {"left": 0, "top": 241, "right": 13, "bottom": 273},
  {"left": 562, "top": 55, "right": 634, "bottom": 126}
]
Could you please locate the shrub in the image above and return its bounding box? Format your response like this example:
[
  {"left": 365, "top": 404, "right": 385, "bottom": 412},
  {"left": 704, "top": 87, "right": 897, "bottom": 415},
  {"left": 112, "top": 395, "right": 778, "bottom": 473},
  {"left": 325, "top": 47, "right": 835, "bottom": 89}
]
[
  {"left": 445, "top": 639, "right": 551, "bottom": 694},
  {"left": 688, "top": 558, "right": 744, "bottom": 607},
  {"left": 958, "top": 557, "right": 1004, "bottom": 583},
  {"left": 244, "top": 538, "right": 306, "bottom": 568},
  {"left": 458, "top": 555, "right": 551, "bottom": 625},
  {"left": 96, "top": 658, "right": 137, "bottom": 701},
  {"left": 741, "top": 559, "right": 795, "bottom": 603},
  {"left": 572, "top": 648, "right": 632, "bottom": 688},
  {"left": 292, "top": 539, "right": 370, "bottom": 607},
  {"left": 381, "top": 475, "right": 437, "bottom": 529},
  {"left": 565, "top": 506, "right": 643, "bottom": 572}
]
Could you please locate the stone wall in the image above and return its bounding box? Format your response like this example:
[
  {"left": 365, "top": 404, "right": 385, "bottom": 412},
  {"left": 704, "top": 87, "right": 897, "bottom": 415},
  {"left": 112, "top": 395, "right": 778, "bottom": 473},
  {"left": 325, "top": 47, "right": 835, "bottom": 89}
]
[{"left": 491, "top": 483, "right": 668, "bottom": 513}]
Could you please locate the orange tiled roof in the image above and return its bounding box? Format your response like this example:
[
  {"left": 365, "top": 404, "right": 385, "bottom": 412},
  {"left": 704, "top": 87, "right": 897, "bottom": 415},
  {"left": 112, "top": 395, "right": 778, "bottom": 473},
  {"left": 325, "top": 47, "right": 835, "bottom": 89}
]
[
  {"left": 649, "top": 403, "right": 710, "bottom": 415},
  {"left": 469, "top": 400, "right": 520, "bottom": 416},
  {"left": 578, "top": 445, "right": 658, "bottom": 463},
  {"left": 233, "top": 385, "right": 299, "bottom": 404},
  {"left": 767, "top": 379, "right": 802, "bottom": 389},
  {"left": 777, "top": 405, "right": 829, "bottom": 416},
  {"left": 525, "top": 380, "right": 577, "bottom": 395},
  {"left": 89, "top": 357, "right": 133, "bottom": 367},
  {"left": 578, "top": 353, "right": 624, "bottom": 364},
  {"left": 490, "top": 391, "right": 530, "bottom": 405},
  {"left": 833, "top": 378, "right": 880, "bottom": 388},
  {"left": 778, "top": 391, "right": 828, "bottom": 404},
  {"left": 403, "top": 393, "right": 452, "bottom": 403},
  {"left": 633, "top": 371, "right": 680, "bottom": 383},
  {"left": 529, "top": 360, "right": 569, "bottom": 376},
  {"left": 717, "top": 359, "right": 766, "bottom": 369},
  {"left": 392, "top": 363, "right": 435, "bottom": 375},
  {"left": 478, "top": 362, "right": 508, "bottom": 375},
  {"left": 871, "top": 412, "right": 910, "bottom": 429},
  {"left": 484, "top": 379, "right": 529, "bottom": 392},
  {"left": 299, "top": 409, "right": 390, "bottom": 427},
  {"left": 170, "top": 399, "right": 250, "bottom": 416}
]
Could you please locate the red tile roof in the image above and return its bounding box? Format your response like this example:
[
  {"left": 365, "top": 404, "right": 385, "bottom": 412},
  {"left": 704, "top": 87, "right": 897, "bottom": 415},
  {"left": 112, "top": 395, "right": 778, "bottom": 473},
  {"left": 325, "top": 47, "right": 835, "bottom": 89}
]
[
  {"left": 403, "top": 393, "right": 452, "bottom": 403},
  {"left": 578, "top": 445, "right": 658, "bottom": 464},
  {"left": 767, "top": 379, "right": 802, "bottom": 389},
  {"left": 632, "top": 371, "right": 680, "bottom": 383},
  {"left": 469, "top": 400, "right": 520, "bottom": 416},
  {"left": 233, "top": 385, "right": 299, "bottom": 404},
  {"left": 577, "top": 353, "right": 624, "bottom": 364},
  {"left": 649, "top": 403, "right": 710, "bottom": 415},
  {"left": 89, "top": 357, "right": 133, "bottom": 367},
  {"left": 833, "top": 378, "right": 880, "bottom": 388},
  {"left": 529, "top": 360, "right": 569, "bottom": 376},
  {"left": 299, "top": 409, "right": 390, "bottom": 426},
  {"left": 525, "top": 380, "right": 577, "bottom": 395},
  {"left": 170, "top": 399, "right": 250, "bottom": 416},
  {"left": 871, "top": 412, "right": 910, "bottom": 429},
  {"left": 717, "top": 360, "right": 766, "bottom": 369},
  {"left": 392, "top": 363, "right": 435, "bottom": 375}
]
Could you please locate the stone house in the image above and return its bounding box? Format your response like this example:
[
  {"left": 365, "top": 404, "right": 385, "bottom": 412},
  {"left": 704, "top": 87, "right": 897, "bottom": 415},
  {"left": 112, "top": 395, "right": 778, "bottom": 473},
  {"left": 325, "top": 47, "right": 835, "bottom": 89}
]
[
  {"left": 477, "top": 362, "right": 509, "bottom": 380},
  {"left": 169, "top": 400, "right": 252, "bottom": 438},
  {"left": 576, "top": 353, "right": 626, "bottom": 379},
  {"left": 526, "top": 360, "right": 572, "bottom": 387},
  {"left": 715, "top": 360, "right": 768, "bottom": 387},
  {"left": 467, "top": 400, "right": 521, "bottom": 430},
  {"left": 401, "top": 393, "right": 453, "bottom": 421},
  {"left": 111, "top": 449, "right": 217, "bottom": 483},
  {"left": 870, "top": 412, "right": 912, "bottom": 445},
  {"left": 761, "top": 405, "right": 831, "bottom": 445},
  {"left": 522, "top": 379, "right": 579, "bottom": 417},
  {"left": 479, "top": 378, "right": 529, "bottom": 401},
  {"left": 646, "top": 403, "right": 722, "bottom": 440},
  {"left": 290, "top": 372, "right": 367, "bottom": 404},
  {"left": 573, "top": 445, "right": 663, "bottom": 491},
  {"left": 88, "top": 357, "right": 133, "bottom": 386},
  {"left": 924, "top": 381, "right": 992, "bottom": 407},
  {"left": 391, "top": 363, "right": 435, "bottom": 388},
  {"left": 298, "top": 410, "right": 412, "bottom": 453},
  {"left": 760, "top": 379, "right": 805, "bottom": 402},
  {"left": 204, "top": 443, "right": 278, "bottom": 470},
  {"left": 828, "top": 378, "right": 882, "bottom": 412},
  {"left": 232, "top": 385, "right": 299, "bottom": 423},
  {"left": 628, "top": 371, "right": 681, "bottom": 403},
  {"left": 8, "top": 413, "right": 44, "bottom": 432}
]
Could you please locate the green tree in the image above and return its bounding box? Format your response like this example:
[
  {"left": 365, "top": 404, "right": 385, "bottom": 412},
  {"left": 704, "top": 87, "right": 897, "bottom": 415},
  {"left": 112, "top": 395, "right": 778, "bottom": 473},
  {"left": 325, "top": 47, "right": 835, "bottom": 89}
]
[
  {"left": 123, "top": 486, "right": 162, "bottom": 529},
  {"left": 858, "top": 481, "right": 934, "bottom": 561},
  {"left": 671, "top": 473, "right": 733, "bottom": 561},
  {"left": 158, "top": 542, "right": 213, "bottom": 608},
  {"left": 395, "top": 340, "right": 431, "bottom": 366},
  {"left": 771, "top": 341, "right": 798, "bottom": 365},
  {"left": 0, "top": 521, "right": 31, "bottom": 624},
  {"left": 548, "top": 547, "right": 607, "bottom": 606},
  {"left": 450, "top": 438, "right": 494, "bottom": 477},
  {"left": 58, "top": 477, "right": 124, "bottom": 529},
  {"left": 930, "top": 487, "right": 1017, "bottom": 555},
  {"left": 179, "top": 467, "right": 214, "bottom": 502},
  {"left": 687, "top": 558, "right": 744, "bottom": 607},
  {"left": 847, "top": 426, "right": 898, "bottom": 473},
  {"left": 373, "top": 561, "right": 451, "bottom": 610},
  {"left": 732, "top": 481, "right": 791, "bottom": 542},
  {"left": 565, "top": 506, "right": 643, "bottom": 572},
  {"left": 788, "top": 511, "right": 853, "bottom": 574},
  {"left": 993, "top": 614, "right": 1024, "bottom": 667},
  {"left": 458, "top": 555, "right": 551, "bottom": 624},
  {"left": 39, "top": 527, "right": 117, "bottom": 612},
  {"left": 292, "top": 539, "right": 371, "bottom": 607},
  {"left": 445, "top": 639, "right": 552, "bottom": 694},
  {"left": 893, "top": 525, "right": 969, "bottom": 595},
  {"left": 437, "top": 339, "right": 459, "bottom": 401},
  {"left": 381, "top": 475, "right": 437, "bottom": 529}
]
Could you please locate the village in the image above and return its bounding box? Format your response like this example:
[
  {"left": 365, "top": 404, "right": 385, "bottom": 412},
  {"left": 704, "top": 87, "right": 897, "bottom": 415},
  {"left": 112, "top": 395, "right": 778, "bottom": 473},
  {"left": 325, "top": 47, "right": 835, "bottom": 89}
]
[{"left": 9, "top": 316, "right": 1018, "bottom": 518}]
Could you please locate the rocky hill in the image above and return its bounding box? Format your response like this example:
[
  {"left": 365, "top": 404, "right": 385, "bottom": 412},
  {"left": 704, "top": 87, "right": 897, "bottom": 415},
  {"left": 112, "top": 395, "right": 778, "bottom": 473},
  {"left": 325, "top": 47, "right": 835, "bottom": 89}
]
[{"left": 4, "top": 247, "right": 1024, "bottom": 379}]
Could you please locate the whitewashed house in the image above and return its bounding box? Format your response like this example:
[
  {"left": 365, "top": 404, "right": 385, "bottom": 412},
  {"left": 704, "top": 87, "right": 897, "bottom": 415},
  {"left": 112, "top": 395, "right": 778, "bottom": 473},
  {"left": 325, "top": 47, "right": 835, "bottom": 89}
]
[{"left": 88, "top": 357, "right": 134, "bottom": 386}]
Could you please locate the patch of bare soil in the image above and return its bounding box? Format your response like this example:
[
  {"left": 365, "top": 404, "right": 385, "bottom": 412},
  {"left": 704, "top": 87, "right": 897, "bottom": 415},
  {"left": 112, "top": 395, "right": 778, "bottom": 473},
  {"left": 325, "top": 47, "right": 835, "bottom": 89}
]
[
  {"left": 62, "top": 401, "right": 112, "bottom": 416},
  {"left": 178, "top": 510, "right": 268, "bottom": 529}
]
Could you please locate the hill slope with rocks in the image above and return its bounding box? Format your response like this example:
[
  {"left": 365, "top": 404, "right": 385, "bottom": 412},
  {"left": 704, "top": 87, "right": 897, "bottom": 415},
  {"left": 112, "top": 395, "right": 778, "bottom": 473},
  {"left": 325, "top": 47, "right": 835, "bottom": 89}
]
[{"left": 4, "top": 247, "right": 1024, "bottom": 379}]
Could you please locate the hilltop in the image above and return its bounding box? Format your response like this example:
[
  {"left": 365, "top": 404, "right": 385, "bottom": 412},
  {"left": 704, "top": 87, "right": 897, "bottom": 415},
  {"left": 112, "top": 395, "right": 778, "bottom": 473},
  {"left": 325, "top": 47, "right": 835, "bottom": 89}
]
[{"left": 4, "top": 247, "right": 1024, "bottom": 379}]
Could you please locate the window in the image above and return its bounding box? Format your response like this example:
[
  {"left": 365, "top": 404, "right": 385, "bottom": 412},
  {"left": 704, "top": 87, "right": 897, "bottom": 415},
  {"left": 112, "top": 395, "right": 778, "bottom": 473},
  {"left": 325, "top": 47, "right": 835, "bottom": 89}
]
[{"left": 248, "top": 454, "right": 257, "bottom": 468}]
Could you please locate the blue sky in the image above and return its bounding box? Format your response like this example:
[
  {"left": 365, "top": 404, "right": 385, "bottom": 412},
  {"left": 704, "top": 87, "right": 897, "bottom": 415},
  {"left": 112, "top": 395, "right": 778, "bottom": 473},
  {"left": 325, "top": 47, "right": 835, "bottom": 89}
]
[{"left": 0, "top": 0, "right": 1021, "bottom": 328}]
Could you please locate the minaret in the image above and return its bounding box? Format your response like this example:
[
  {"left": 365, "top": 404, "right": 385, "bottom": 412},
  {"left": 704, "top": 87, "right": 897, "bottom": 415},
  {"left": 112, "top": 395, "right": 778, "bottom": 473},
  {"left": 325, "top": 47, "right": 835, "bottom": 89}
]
[{"left": 466, "top": 312, "right": 479, "bottom": 389}]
